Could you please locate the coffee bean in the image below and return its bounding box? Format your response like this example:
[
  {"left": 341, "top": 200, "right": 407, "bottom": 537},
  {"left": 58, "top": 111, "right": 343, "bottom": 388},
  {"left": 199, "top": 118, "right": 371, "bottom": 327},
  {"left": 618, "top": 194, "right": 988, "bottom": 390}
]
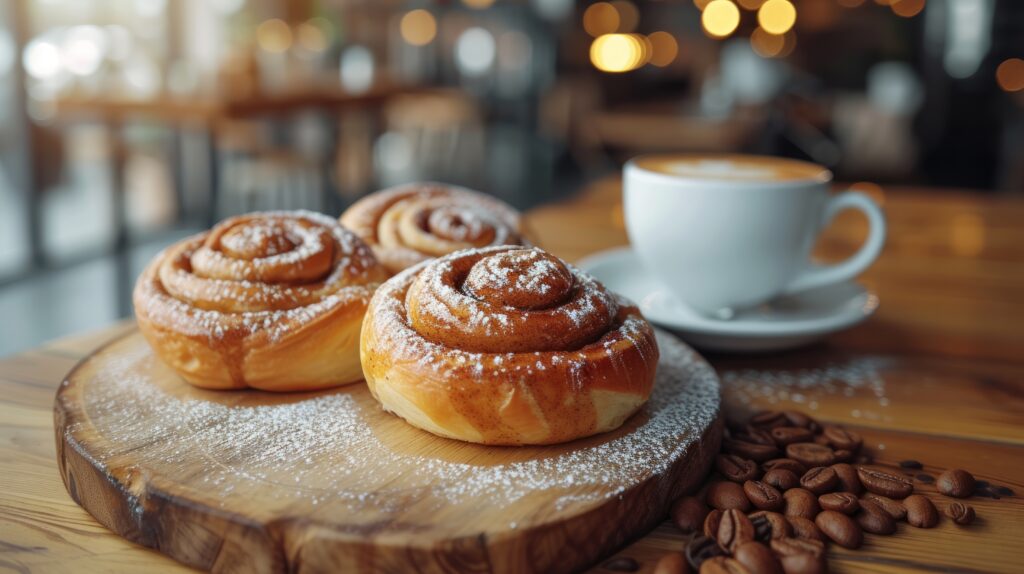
[
  {"left": 860, "top": 493, "right": 907, "bottom": 521},
  {"left": 700, "top": 556, "right": 751, "bottom": 574},
  {"left": 705, "top": 509, "right": 725, "bottom": 538},
  {"left": 832, "top": 449, "right": 854, "bottom": 463},
  {"left": 673, "top": 496, "right": 710, "bottom": 534},
  {"left": 782, "top": 411, "right": 818, "bottom": 431},
  {"left": 815, "top": 510, "right": 863, "bottom": 549},
  {"left": 830, "top": 463, "right": 863, "bottom": 495},
  {"left": 718, "top": 509, "right": 756, "bottom": 553},
  {"left": 770, "top": 427, "right": 814, "bottom": 447},
  {"left": 782, "top": 488, "right": 821, "bottom": 520},
  {"left": 708, "top": 481, "right": 753, "bottom": 512},
  {"left": 800, "top": 467, "right": 838, "bottom": 495},
  {"left": 769, "top": 538, "right": 826, "bottom": 574},
  {"left": 812, "top": 434, "right": 831, "bottom": 447},
  {"left": 733, "top": 541, "right": 782, "bottom": 574},
  {"left": 602, "top": 556, "right": 639, "bottom": 572},
  {"left": 687, "top": 535, "right": 726, "bottom": 570},
  {"left": 785, "top": 516, "right": 826, "bottom": 544},
  {"left": 905, "top": 494, "right": 939, "bottom": 528},
  {"left": 725, "top": 438, "right": 779, "bottom": 463},
  {"left": 654, "top": 552, "right": 690, "bottom": 574},
  {"left": 763, "top": 469, "right": 800, "bottom": 492},
  {"left": 742, "top": 427, "right": 779, "bottom": 446},
  {"left": 856, "top": 499, "right": 897, "bottom": 535},
  {"left": 936, "top": 469, "right": 976, "bottom": 498},
  {"left": 822, "top": 426, "right": 862, "bottom": 451},
  {"left": 899, "top": 460, "right": 923, "bottom": 470},
  {"left": 717, "top": 455, "right": 761, "bottom": 483},
  {"left": 915, "top": 473, "right": 934, "bottom": 484},
  {"left": 857, "top": 467, "right": 914, "bottom": 499},
  {"left": 749, "top": 511, "right": 792, "bottom": 541},
  {"left": 946, "top": 502, "right": 976, "bottom": 525},
  {"left": 762, "top": 459, "right": 806, "bottom": 475},
  {"left": 750, "top": 411, "right": 788, "bottom": 429},
  {"left": 819, "top": 492, "right": 859, "bottom": 514},
  {"left": 744, "top": 480, "right": 784, "bottom": 511},
  {"left": 786, "top": 443, "right": 836, "bottom": 467}
]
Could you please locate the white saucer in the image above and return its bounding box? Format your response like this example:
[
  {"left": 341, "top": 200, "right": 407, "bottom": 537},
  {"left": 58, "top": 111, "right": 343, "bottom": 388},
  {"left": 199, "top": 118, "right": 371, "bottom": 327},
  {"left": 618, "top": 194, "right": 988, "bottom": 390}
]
[{"left": 577, "top": 247, "right": 879, "bottom": 352}]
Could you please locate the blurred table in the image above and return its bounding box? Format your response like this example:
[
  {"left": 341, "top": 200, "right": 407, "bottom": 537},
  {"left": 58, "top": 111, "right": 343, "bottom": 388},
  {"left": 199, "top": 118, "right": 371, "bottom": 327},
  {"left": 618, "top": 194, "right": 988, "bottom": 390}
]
[{"left": 2, "top": 179, "right": 1023, "bottom": 573}]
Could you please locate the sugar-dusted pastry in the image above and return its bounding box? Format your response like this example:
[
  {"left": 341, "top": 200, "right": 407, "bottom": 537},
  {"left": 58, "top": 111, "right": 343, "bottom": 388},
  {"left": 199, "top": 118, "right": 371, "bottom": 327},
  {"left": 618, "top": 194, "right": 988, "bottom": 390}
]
[
  {"left": 340, "top": 182, "right": 526, "bottom": 274},
  {"left": 134, "top": 211, "right": 387, "bottom": 391},
  {"left": 360, "top": 245, "right": 659, "bottom": 445}
]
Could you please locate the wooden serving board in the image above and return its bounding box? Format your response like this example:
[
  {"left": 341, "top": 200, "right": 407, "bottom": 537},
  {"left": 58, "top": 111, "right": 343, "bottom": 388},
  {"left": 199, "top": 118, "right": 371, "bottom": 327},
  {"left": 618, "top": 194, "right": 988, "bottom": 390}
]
[{"left": 54, "top": 330, "right": 721, "bottom": 574}]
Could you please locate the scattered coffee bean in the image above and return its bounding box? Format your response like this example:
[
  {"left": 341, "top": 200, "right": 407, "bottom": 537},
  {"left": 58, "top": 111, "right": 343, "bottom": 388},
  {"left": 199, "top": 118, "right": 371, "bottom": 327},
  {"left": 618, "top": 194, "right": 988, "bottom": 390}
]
[
  {"left": 800, "top": 467, "right": 838, "bottom": 495},
  {"left": 744, "top": 480, "right": 784, "bottom": 511},
  {"left": 937, "top": 469, "right": 976, "bottom": 498},
  {"left": 750, "top": 411, "right": 788, "bottom": 429},
  {"left": 763, "top": 469, "right": 800, "bottom": 492},
  {"left": 769, "top": 538, "right": 826, "bottom": 574},
  {"left": 905, "top": 494, "right": 940, "bottom": 528},
  {"left": 786, "top": 443, "right": 836, "bottom": 467},
  {"left": 742, "top": 427, "right": 780, "bottom": 446},
  {"left": 771, "top": 427, "right": 814, "bottom": 447},
  {"left": 654, "top": 552, "right": 689, "bottom": 574},
  {"left": 786, "top": 516, "right": 826, "bottom": 544},
  {"left": 831, "top": 463, "right": 863, "bottom": 495},
  {"left": 946, "top": 502, "right": 976, "bottom": 526},
  {"left": 822, "top": 426, "right": 862, "bottom": 451},
  {"left": 995, "top": 485, "right": 1014, "bottom": 496},
  {"left": 915, "top": 473, "right": 934, "bottom": 484},
  {"left": 856, "top": 499, "right": 897, "bottom": 535},
  {"left": 782, "top": 411, "right": 818, "bottom": 431},
  {"left": 718, "top": 509, "right": 756, "bottom": 553},
  {"left": 783, "top": 488, "right": 821, "bottom": 520},
  {"left": 813, "top": 434, "right": 831, "bottom": 447},
  {"left": 815, "top": 510, "right": 863, "bottom": 549},
  {"left": 673, "top": 496, "right": 710, "bottom": 534},
  {"left": 708, "top": 481, "right": 753, "bottom": 512},
  {"left": 899, "top": 460, "right": 923, "bottom": 470},
  {"left": 857, "top": 467, "right": 914, "bottom": 499},
  {"left": 725, "top": 438, "right": 779, "bottom": 463},
  {"left": 700, "top": 556, "right": 750, "bottom": 574},
  {"left": 717, "top": 454, "right": 761, "bottom": 483},
  {"left": 687, "top": 535, "right": 726, "bottom": 570},
  {"left": 819, "top": 492, "right": 859, "bottom": 514},
  {"left": 762, "top": 459, "right": 806, "bottom": 475},
  {"left": 733, "top": 541, "right": 782, "bottom": 574},
  {"left": 832, "top": 449, "right": 854, "bottom": 463},
  {"left": 704, "top": 509, "right": 724, "bottom": 538},
  {"left": 749, "top": 511, "right": 792, "bottom": 541},
  {"left": 602, "top": 556, "right": 640, "bottom": 572},
  {"left": 861, "top": 493, "right": 907, "bottom": 521}
]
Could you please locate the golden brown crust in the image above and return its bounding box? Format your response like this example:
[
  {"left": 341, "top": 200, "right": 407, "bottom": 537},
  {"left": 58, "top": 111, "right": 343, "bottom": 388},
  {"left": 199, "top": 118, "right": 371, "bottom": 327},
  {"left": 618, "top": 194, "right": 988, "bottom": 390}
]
[
  {"left": 133, "top": 211, "right": 388, "bottom": 391},
  {"left": 360, "top": 246, "right": 659, "bottom": 445},
  {"left": 340, "top": 182, "right": 525, "bottom": 274}
]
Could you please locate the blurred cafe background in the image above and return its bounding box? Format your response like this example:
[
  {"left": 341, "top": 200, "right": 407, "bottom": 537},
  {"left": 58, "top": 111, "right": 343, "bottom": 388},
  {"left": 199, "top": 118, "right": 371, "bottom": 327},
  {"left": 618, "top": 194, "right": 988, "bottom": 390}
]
[{"left": 0, "top": 0, "right": 1022, "bottom": 355}]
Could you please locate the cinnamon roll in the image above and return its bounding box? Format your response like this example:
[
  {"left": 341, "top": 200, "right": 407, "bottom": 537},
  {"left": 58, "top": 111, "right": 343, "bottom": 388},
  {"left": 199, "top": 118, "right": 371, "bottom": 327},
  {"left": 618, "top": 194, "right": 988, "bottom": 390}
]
[
  {"left": 134, "top": 211, "right": 387, "bottom": 391},
  {"left": 360, "top": 246, "right": 659, "bottom": 445},
  {"left": 340, "top": 182, "right": 526, "bottom": 274}
]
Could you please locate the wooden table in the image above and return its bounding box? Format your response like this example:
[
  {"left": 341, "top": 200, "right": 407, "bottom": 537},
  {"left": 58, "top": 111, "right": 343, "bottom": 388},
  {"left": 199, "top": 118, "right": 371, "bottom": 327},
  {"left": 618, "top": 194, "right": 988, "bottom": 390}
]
[{"left": 2, "top": 179, "right": 1023, "bottom": 573}]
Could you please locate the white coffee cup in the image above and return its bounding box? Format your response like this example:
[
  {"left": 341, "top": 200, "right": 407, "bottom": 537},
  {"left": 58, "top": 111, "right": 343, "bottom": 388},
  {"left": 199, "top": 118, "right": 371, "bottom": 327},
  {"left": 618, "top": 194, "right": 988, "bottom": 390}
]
[{"left": 624, "top": 154, "right": 886, "bottom": 316}]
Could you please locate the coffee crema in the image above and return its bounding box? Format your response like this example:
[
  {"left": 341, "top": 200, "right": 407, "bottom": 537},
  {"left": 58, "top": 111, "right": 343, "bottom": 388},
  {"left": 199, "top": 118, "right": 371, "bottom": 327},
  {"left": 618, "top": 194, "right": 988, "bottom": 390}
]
[{"left": 632, "top": 154, "right": 831, "bottom": 183}]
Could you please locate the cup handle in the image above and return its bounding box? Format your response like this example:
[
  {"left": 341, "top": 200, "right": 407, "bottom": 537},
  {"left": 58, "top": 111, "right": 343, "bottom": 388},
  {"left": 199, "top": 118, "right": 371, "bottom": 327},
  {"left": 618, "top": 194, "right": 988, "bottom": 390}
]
[{"left": 781, "top": 191, "right": 886, "bottom": 295}]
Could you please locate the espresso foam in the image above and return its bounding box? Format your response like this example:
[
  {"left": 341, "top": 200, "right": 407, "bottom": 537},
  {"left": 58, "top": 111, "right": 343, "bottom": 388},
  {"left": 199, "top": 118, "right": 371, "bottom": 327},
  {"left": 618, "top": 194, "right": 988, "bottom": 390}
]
[{"left": 633, "top": 154, "right": 830, "bottom": 183}]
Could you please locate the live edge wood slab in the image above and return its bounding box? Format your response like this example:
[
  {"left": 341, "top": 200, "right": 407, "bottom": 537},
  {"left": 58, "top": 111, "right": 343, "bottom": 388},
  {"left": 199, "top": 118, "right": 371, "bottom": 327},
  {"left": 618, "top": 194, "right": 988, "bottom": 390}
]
[{"left": 2, "top": 179, "right": 1024, "bottom": 573}]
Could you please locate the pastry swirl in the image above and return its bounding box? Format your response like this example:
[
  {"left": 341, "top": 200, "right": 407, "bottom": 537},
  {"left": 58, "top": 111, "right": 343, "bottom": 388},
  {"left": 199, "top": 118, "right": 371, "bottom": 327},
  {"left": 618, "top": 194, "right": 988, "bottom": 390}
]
[
  {"left": 361, "top": 246, "right": 659, "bottom": 445},
  {"left": 134, "top": 211, "right": 388, "bottom": 391},
  {"left": 340, "top": 182, "right": 525, "bottom": 274}
]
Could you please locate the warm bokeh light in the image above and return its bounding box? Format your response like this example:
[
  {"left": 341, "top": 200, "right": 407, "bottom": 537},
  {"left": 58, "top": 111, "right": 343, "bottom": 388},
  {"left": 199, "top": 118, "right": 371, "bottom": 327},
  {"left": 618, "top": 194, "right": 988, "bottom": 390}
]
[
  {"left": 737, "top": 0, "right": 765, "bottom": 9},
  {"left": 750, "top": 27, "right": 785, "bottom": 58},
  {"left": 758, "top": 0, "right": 796, "bottom": 35},
  {"left": 296, "top": 18, "right": 329, "bottom": 53},
  {"left": 950, "top": 213, "right": 985, "bottom": 257},
  {"left": 590, "top": 33, "right": 648, "bottom": 73},
  {"left": 462, "top": 0, "right": 496, "bottom": 9},
  {"left": 996, "top": 58, "right": 1024, "bottom": 92},
  {"left": 256, "top": 19, "right": 292, "bottom": 53},
  {"left": 648, "top": 31, "right": 679, "bottom": 67},
  {"left": 702, "top": 0, "right": 741, "bottom": 39},
  {"left": 400, "top": 9, "right": 437, "bottom": 46},
  {"left": 610, "top": 1, "right": 640, "bottom": 33},
  {"left": 583, "top": 2, "right": 620, "bottom": 37},
  {"left": 891, "top": 0, "right": 926, "bottom": 17}
]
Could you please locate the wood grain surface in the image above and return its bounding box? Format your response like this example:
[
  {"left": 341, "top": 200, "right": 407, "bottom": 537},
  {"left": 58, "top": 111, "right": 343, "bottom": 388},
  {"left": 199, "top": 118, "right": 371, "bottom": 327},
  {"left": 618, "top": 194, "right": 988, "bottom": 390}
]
[
  {"left": 51, "top": 330, "right": 720, "bottom": 574},
  {"left": 2, "top": 179, "right": 1024, "bottom": 573}
]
